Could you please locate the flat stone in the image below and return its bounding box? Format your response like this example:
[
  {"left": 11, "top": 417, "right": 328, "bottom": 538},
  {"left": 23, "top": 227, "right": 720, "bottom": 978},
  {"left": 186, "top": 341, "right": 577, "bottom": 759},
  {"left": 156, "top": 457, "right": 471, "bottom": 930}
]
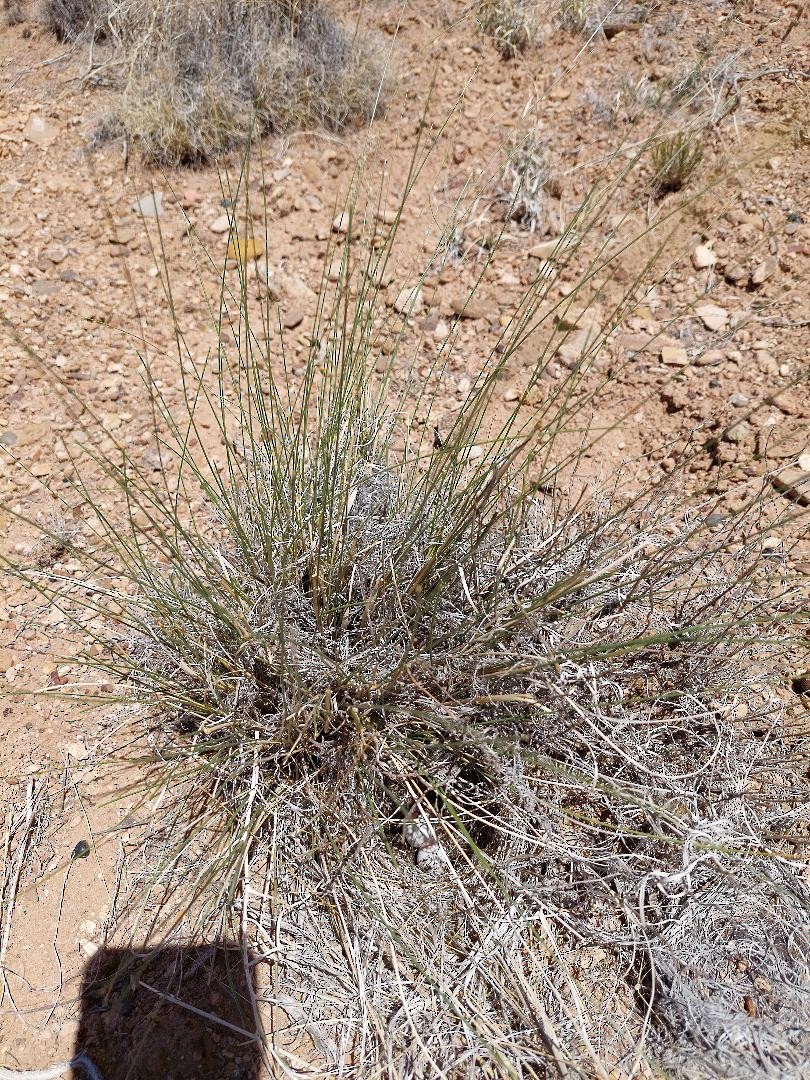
[
  {"left": 132, "top": 191, "right": 164, "bottom": 218},
  {"left": 692, "top": 244, "right": 716, "bottom": 269},
  {"left": 772, "top": 467, "right": 810, "bottom": 506},
  {"left": 695, "top": 304, "right": 728, "bottom": 331},
  {"left": 661, "top": 345, "right": 689, "bottom": 366},
  {"left": 23, "top": 114, "right": 58, "bottom": 145}
]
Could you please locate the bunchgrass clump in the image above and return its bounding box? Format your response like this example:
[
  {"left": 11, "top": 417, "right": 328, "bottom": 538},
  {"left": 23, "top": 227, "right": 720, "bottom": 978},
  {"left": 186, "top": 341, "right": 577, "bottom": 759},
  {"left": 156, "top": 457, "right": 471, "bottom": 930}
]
[
  {"left": 651, "top": 130, "right": 704, "bottom": 194},
  {"left": 43, "top": 0, "right": 389, "bottom": 163},
  {"left": 2, "top": 125, "right": 809, "bottom": 1077},
  {"left": 476, "top": 0, "right": 537, "bottom": 57}
]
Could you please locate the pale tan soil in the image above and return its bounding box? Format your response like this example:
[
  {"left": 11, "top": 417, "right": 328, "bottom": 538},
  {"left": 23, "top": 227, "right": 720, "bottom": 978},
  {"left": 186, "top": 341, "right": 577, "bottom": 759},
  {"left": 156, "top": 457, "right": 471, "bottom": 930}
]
[{"left": 0, "top": 0, "right": 808, "bottom": 1074}]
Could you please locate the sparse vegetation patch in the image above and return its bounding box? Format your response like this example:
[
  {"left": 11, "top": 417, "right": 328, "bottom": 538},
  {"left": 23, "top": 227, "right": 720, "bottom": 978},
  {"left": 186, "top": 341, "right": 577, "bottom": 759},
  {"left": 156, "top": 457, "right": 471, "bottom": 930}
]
[{"left": 43, "top": 0, "right": 389, "bottom": 163}]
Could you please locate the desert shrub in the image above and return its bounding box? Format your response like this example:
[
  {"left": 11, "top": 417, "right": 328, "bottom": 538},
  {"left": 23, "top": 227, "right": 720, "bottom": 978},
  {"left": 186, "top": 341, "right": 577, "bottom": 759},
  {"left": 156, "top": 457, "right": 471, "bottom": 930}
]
[
  {"left": 3, "top": 129, "right": 808, "bottom": 1077},
  {"left": 42, "top": 0, "right": 389, "bottom": 163},
  {"left": 43, "top": 0, "right": 107, "bottom": 38},
  {"left": 651, "top": 130, "right": 703, "bottom": 193},
  {"left": 477, "top": 0, "right": 536, "bottom": 57}
]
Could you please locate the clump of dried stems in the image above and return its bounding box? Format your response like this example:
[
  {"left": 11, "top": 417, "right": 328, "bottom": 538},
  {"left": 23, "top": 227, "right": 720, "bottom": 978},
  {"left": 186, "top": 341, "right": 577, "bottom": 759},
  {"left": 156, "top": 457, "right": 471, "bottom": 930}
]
[
  {"left": 43, "top": 0, "right": 389, "bottom": 163},
  {"left": 2, "top": 108, "right": 809, "bottom": 1079}
]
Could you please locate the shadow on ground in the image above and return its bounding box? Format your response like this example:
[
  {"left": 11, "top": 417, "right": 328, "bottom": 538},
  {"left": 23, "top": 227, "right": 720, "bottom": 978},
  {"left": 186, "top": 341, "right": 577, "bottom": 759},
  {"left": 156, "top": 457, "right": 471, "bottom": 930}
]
[{"left": 74, "top": 944, "right": 262, "bottom": 1080}]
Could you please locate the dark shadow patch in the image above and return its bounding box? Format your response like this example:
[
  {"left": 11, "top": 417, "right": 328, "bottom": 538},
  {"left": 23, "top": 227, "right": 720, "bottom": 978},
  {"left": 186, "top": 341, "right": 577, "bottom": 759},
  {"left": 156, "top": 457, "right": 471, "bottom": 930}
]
[{"left": 74, "top": 944, "right": 262, "bottom": 1080}]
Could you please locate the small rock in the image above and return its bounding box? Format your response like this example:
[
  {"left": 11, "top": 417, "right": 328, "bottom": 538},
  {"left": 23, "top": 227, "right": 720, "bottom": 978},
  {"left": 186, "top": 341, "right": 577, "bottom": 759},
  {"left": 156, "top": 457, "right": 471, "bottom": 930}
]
[
  {"left": 694, "top": 349, "right": 724, "bottom": 367},
  {"left": 132, "top": 192, "right": 164, "bottom": 218},
  {"left": 365, "top": 265, "right": 395, "bottom": 287},
  {"left": 503, "top": 386, "right": 520, "bottom": 402},
  {"left": 30, "top": 280, "right": 59, "bottom": 298},
  {"left": 723, "top": 263, "right": 749, "bottom": 286},
  {"left": 432, "top": 320, "right": 450, "bottom": 341},
  {"left": 44, "top": 244, "right": 68, "bottom": 265},
  {"left": 450, "top": 295, "right": 490, "bottom": 320},
  {"left": 332, "top": 211, "right": 360, "bottom": 237},
  {"left": 554, "top": 305, "right": 600, "bottom": 333},
  {"left": 281, "top": 306, "right": 305, "bottom": 330},
  {"left": 772, "top": 467, "right": 810, "bottom": 506},
  {"left": 798, "top": 453, "right": 810, "bottom": 472},
  {"left": 210, "top": 213, "right": 232, "bottom": 234},
  {"left": 692, "top": 244, "right": 716, "bottom": 269},
  {"left": 751, "top": 258, "right": 778, "bottom": 286},
  {"left": 529, "top": 235, "right": 572, "bottom": 260},
  {"left": 23, "top": 114, "right": 58, "bottom": 145},
  {"left": 0, "top": 221, "right": 26, "bottom": 240},
  {"left": 724, "top": 420, "right": 751, "bottom": 443},
  {"left": 468, "top": 445, "right": 484, "bottom": 460},
  {"left": 79, "top": 939, "right": 99, "bottom": 958},
  {"left": 180, "top": 188, "right": 203, "bottom": 208},
  {"left": 727, "top": 392, "right": 749, "bottom": 407},
  {"left": 456, "top": 377, "right": 471, "bottom": 395},
  {"left": 453, "top": 142, "right": 468, "bottom": 164},
  {"left": 761, "top": 535, "right": 781, "bottom": 553},
  {"left": 661, "top": 345, "right": 689, "bottom": 366},
  {"left": 392, "top": 286, "right": 422, "bottom": 316},
  {"left": 764, "top": 392, "right": 798, "bottom": 416},
  {"left": 0, "top": 430, "right": 18, "bottom": 447},
  {"left": 375, "top": 208, "right": 398, "bottom": 226},
  {"left": 695, "top": 303, "right": 728, "bottom": 331}
]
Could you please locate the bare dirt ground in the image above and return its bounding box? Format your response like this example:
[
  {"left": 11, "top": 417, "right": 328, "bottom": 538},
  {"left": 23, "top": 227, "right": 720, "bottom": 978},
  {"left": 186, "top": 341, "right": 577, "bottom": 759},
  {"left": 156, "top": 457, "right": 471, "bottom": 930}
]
[{"left": 0, "top": 0, "right": 808, "bottom": 1074}]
